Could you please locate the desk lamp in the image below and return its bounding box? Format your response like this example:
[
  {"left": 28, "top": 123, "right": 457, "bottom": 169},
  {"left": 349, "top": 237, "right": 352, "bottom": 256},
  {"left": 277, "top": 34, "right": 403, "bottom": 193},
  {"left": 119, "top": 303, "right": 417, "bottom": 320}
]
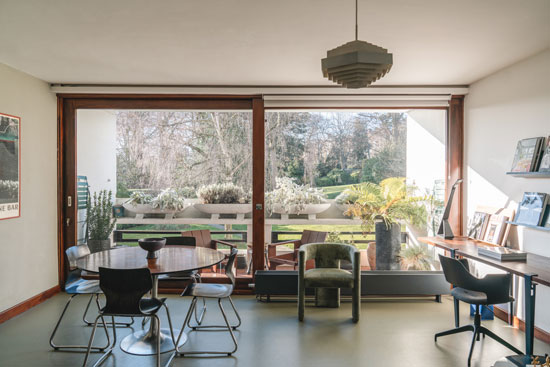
[{"left": 437, "top": 179, "right": 463, "bottom": 239}]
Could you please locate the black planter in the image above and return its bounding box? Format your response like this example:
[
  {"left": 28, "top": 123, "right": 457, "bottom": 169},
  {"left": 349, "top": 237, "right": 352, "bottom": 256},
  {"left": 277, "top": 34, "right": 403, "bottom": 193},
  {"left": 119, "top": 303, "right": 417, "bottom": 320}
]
[{"left": 375, "top": 221, "right": 401, "bottom": 270}]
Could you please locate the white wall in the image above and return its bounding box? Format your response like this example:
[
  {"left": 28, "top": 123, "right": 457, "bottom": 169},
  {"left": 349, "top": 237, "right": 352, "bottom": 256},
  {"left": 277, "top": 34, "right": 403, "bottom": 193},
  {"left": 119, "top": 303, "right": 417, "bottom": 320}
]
[
  {"left": 465, "top": 48, "right": 550, "bottom": 331},
  {"left": 406, "top": 110, "right": 446, "bottom": 191},
  {"left": 0, "top": 63, "right": 58, "bottom": 312},
  {"left": 77, "top": 110, "right": 117, "bottom": 195}
]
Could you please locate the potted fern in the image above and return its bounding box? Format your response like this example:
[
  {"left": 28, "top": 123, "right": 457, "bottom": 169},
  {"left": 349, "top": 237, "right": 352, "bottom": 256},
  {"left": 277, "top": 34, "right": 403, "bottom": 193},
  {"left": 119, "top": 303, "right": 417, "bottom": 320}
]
[
  {"left": 86, "top": 190, "right": 117, "bottom": 253},
  {"left": 346, "top": 177, "right": 427, "bottom": 270}
]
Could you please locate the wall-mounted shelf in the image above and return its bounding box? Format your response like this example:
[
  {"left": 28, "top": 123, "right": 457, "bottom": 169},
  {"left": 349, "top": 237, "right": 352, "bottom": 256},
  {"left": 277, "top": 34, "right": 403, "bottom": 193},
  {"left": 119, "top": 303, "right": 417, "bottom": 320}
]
[
  {"left": 506, "top": 221, "right": 550, "bottom": 232},
  {"left": 506, "top": 171, "right": 550, "bottom": 178}
]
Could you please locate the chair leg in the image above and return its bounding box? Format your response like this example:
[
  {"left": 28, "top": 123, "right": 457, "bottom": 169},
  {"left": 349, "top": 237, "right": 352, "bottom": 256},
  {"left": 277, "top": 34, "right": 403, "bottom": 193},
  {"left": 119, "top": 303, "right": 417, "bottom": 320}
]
[
  {"left": 50, "top": 294, "right": 110, "bottom": 351},
  {"left": 175, "top": 297, "right": 197, "bottom": 353},
  {"left": 218, "top": 298, "right": 238, "bottom": 355},
  {"left": 478, "top": 326, "right": 523, "bottom": 355},
  {"left": 435, "top": 325, "right": 474, "bottom": 341},
  {"left": 82, "top": 315, "right": 115, "bottom": 367},
  {"left": 190, "top": 297, "right": 241, "bottom": 330},
  {"left": 298, "top": 280, "right": 305, "bottom": 322},
  {"left": 467, "top": 327, "right": 479, "bottom": 367},
  {"left": 454, "top": 298, "right": 460, "bottom": 328},
  {"left": 179, "top": 298, "right": 238, "bottom": 356},
  {"left": 352, "top": 286, "right": 360, "bottom": 323}
]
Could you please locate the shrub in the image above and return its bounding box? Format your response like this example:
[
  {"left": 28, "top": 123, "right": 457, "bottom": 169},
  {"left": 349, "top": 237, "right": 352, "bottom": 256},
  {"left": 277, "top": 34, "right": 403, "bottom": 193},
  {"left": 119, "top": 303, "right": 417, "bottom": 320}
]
[
  {"left": 197, "top": 183, "right": 249, "bottom": 204},
  {"left": 266, "top": 177, "right": 326, "bottom": 214},
  {"left": 151, "top": 188, "right": 186, "bottom": 211},
  {"left": 87, "top": 190, "right": 117, "bottom": 241}
]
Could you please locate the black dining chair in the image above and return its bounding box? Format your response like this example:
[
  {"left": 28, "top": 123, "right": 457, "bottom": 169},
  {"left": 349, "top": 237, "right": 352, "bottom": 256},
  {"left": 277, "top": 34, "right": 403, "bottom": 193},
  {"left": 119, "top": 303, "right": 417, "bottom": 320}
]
[
  {"left": 435, "top": 254, "right": 523, "bottom": 366},
  {"left": 173, "top": 247, "right": 241, "bottom": 357},
  {"left": 157, "top": 236, "right": 206, "bottom": 325},
  {"left": 50, "top": 244, "right": 133, "bottom": 351},
  {"left": 82, "top": 267, "right": 176, "bottom": 367}
]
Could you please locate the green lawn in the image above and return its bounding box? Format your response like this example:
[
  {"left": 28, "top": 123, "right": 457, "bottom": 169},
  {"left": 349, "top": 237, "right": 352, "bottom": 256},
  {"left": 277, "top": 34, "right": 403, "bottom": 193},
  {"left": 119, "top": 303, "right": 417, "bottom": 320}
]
[{"left": 321, "top": 184, "right": 354, "bottom": 199}]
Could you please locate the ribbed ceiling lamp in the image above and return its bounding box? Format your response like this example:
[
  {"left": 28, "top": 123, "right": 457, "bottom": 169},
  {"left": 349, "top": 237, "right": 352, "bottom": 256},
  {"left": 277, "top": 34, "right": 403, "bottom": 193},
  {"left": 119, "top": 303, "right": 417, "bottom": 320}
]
[{"left": 321, "top": 0, "right": 393, "bottom": 88}]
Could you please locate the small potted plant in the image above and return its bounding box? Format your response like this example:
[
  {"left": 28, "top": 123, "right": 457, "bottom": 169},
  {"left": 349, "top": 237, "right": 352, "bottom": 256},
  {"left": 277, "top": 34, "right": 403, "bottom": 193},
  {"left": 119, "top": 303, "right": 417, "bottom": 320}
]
[
  {"left": 86, "top": 190, "right": 117, "bottom": 253},
  {"left": 194, "top": 183, "right": 251, "bottom": 219},
  {"left": 346, "top": 177, "right": 427, "bottom": 270},
  {"left": 266, "top": 177, "right": 329, "bottom": 220}
]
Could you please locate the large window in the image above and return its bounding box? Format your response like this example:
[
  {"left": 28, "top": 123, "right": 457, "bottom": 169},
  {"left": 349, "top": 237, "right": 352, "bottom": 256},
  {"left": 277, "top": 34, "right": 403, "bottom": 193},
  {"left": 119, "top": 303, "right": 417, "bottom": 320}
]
[{"left": 264, "top": 110, "right": 446, "bottom": 271}]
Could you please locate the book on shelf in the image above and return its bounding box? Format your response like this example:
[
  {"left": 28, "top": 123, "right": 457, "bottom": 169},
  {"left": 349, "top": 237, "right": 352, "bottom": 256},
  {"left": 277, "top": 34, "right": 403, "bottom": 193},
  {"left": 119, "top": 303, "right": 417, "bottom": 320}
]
[
  {"left": 478, "top": 246, "right": 527, "bottom": 261},
  {"left": 515, "top": 192, "right": 549, "bottom": 227},
  {"left": 510, "top": 137, "right": 545, "bottom": 172}
]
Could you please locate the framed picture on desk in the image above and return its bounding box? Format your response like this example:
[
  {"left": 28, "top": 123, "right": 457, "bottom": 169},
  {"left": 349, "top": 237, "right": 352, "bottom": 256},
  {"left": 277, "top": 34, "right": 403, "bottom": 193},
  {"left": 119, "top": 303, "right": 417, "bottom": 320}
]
[{"left": 483, "top": 214, "right": 509, "bottom": 245}]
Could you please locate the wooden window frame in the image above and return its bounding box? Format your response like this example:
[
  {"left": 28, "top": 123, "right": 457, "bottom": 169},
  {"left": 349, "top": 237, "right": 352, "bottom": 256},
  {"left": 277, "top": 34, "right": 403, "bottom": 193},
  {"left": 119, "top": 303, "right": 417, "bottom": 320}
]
[{"left": 57, "top": 94, "right": 464, "bottom": 288}]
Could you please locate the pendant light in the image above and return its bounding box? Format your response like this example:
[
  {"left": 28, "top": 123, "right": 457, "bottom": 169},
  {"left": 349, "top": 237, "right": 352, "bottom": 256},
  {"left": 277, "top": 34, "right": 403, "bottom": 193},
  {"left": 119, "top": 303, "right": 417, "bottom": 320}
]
[{"left": 321, "top": 0, "right": 393, "bottom": 88}]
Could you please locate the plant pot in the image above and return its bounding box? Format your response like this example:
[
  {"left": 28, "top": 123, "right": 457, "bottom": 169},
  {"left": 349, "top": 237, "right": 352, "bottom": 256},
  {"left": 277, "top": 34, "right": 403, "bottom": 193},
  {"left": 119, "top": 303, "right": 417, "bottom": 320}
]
[
  {"left": 367, "top": 241, "right": 376, "bottom": 270},
  {"left": 272, "top": 203, "right": 331, "bottom": 220},
  {"left": 375, "top": 221, "right": 401, "bottom": 270},
  {"left": 87, "top": 239, "right": 111, "bottom": 253},
  {"left": 193, "top": 203, "right": 251, "bottom": 219},
  {"left": 122, "top": 203, "right": 182, "bottom": 219}
]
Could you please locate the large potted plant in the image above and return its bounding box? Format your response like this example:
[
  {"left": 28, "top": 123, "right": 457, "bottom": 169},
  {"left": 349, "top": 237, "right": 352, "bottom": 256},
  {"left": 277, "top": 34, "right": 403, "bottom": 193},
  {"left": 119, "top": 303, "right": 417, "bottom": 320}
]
[
  {"left": 86, "top": 190, "right": 117, "bottom": 253},
  {"left": 266, "top": 177, "right": 330, "bottom": 220},
  {"left": 123, "top": 188, "right": 188, "bottom": 219},
  {"left": 346, "top": 177, "right": 427, "bottom": 270},
  {"left": 194, "top": 183, "right": 251, "bottom": 219}
]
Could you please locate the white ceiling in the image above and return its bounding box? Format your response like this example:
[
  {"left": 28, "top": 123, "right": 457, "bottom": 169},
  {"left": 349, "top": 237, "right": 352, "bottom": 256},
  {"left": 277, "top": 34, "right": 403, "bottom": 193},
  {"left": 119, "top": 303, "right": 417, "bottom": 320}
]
[{"left": 0, "top": 0, "right": 549, "bottom": 86}]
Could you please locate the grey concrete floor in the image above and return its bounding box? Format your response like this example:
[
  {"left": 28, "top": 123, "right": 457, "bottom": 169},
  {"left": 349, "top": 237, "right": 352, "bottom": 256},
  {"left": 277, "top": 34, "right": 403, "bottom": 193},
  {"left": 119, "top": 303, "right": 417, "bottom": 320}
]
[{"left": 0, "top": 294, "right": 549, "bottom": 367}]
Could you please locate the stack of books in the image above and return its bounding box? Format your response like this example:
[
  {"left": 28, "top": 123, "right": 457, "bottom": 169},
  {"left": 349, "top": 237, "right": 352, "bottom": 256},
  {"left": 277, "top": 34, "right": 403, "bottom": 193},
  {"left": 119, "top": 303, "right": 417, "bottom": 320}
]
[{"left": 478, "top": 246, "right": 527, "bottom": 261}]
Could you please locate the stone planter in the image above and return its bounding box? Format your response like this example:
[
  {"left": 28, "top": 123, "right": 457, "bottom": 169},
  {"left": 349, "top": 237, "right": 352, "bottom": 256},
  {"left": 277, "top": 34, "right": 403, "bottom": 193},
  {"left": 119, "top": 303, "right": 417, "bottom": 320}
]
[
  {"left": 87, "top": 239, "right": 111, "bottom": 253},
  {"left": 122, "top": 203, "right": 186, "bottom": 219},
  {"left": 375, "top": 221, "right": 401, "bottom": 270},
  {"left": 272, "top": 203, "right": 331, "bottom": 220},
  {"left": 193, "top": 203, "right": 251, "bottom": 220}
]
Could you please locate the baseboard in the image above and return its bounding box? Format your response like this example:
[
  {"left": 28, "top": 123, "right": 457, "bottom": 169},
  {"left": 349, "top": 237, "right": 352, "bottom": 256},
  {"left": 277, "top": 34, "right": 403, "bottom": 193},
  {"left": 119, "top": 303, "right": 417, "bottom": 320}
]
[
  {"left": 494, "top": 305, "right": 550, "bottom": 344},
  {"left": 0, "top": 285, "right": 60, "bottom": 324}
]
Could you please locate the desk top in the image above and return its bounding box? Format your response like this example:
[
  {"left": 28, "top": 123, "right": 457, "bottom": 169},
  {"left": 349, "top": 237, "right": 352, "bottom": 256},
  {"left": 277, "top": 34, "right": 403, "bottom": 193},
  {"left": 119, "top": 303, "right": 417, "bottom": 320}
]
[
  {"left": 76, "top": 246, "right": 225, "bottom": 275},
  {"left": 419, "top": 237, "right": 550, "bottom": 287}
]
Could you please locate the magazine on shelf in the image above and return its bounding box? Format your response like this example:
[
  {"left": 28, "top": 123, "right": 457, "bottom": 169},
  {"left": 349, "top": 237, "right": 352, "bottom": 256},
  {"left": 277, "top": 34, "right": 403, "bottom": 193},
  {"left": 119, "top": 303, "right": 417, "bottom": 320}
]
[
  {"left": 514, "top": 192, "right": 549, "bottom": 226},
  {"left": 478, "top": 246, "right": 527, "bottom": 261},
  {"left": 538, "top": 137, "right": 550, "bottom": 172},
  {"left": 510, "top": 137, "right": 544, "bottom": 172}
]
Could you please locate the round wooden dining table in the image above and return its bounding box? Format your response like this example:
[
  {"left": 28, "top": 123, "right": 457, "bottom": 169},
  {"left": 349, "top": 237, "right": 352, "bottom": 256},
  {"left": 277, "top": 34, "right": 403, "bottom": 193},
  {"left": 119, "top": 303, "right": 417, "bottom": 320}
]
[{"left": 76, "top": 245, "right": 225, "bottom": 356}]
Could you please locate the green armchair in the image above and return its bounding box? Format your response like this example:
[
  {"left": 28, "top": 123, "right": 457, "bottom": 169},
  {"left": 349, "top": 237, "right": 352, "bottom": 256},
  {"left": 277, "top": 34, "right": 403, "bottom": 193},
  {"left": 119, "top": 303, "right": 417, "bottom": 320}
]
[{"left": 298, "top": 242, "right": 361, "bottom": 323}]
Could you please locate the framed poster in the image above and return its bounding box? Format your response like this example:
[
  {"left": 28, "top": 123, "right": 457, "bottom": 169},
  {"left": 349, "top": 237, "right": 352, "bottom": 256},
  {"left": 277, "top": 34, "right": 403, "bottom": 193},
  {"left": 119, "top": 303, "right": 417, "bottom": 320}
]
[{"left": 0, "top": 113, "right": 20, "bottom": 220}]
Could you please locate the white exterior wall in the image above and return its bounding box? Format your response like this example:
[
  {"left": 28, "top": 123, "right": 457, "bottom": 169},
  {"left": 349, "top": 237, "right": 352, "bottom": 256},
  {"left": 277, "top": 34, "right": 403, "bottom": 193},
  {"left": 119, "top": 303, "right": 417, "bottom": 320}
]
[
  {"left": 0, "top": 63, "right": 58, "bottom": 312},
  {"left": 77, "top": 110, "right": 117, "bottom": 196},
  {"left": 465, "top": 48, "right": 550, "bottom": 332},
  {"left": 406, "top": 109, "right": 446, "bottom": 192}
]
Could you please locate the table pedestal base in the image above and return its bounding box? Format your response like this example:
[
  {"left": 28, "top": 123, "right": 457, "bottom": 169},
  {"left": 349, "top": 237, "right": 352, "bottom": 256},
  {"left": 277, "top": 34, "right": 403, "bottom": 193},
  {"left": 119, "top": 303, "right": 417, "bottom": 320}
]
[{"left": 120, "top": 328, "right": 186, "bottom": 355}]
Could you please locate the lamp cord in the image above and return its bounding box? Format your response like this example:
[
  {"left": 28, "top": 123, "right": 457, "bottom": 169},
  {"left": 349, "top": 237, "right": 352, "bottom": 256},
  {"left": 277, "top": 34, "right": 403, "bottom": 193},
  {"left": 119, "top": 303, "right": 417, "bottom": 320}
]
[{"left": 355, "top": 0, "right": 358, "bottom": 40}]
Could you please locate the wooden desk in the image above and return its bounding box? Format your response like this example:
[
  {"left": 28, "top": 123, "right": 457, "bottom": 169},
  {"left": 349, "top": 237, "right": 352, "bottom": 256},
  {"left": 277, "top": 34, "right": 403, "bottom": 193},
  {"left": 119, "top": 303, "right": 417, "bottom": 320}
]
[{"left": 419, "top": 236, "right": 550, "bottom": 356}]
